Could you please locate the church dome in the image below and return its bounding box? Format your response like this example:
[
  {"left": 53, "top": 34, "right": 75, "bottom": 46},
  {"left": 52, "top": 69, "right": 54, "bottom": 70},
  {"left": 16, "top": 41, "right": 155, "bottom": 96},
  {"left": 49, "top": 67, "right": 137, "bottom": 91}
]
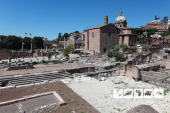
[
  {"left": 115, "top": 9, "right": 127, "bottom": 23},
  {"left": 114, "top": 9, "right": 127, "bottom": 29},
  {"left": 115, "top": 16, "right": 126, "bottom": 22}
]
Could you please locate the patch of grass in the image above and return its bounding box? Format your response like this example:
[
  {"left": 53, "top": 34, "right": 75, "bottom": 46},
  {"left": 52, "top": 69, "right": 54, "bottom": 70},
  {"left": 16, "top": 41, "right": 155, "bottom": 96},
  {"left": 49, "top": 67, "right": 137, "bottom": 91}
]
[
  {"left": 37, "top": 88, "right": 40, "bottom": 89},
  {"left": 58, "top": 89, "right": 61, "bottom": 91},
  {"left": 76, "top": 104, "right": 79, "bottom": 106},
  {"left": 117, "top": 108, "right": 121, "bottom": 111},
  {"left": 73, "top": 100, "right": 79, "bottom": 103},
  {"left": 60, "top": 93, "right": 64, "bottom": 95},
  {"left": 124, "top": 83, "right": 128, "bottom": 85},
  {"left": 164, "top": 89, "right": 170, "bottom": 96}
]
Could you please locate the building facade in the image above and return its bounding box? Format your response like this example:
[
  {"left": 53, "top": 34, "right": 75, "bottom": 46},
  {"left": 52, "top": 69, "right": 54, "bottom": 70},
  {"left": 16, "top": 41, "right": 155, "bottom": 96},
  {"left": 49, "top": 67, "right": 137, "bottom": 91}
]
[
  {"left": 140, "top": 17, "right": 169, "bottom": 34},
  {"left": 83, "top": 10, "right": 137, "bottom": 53},
  {"left": 168, "top": 18, "right": 170, "bottom": 26}
]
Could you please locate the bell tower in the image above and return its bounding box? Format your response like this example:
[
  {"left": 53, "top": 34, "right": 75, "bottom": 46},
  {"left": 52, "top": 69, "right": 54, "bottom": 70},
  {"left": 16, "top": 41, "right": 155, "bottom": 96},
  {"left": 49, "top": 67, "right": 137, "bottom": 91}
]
[{"left": 104, "top": 15, "right": 108, "bottom": 25}]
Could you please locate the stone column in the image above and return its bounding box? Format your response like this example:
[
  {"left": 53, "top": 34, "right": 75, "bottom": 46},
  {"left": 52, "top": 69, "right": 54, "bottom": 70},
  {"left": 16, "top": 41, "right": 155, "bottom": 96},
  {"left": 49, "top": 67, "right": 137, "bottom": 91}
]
[
  {"left": 22, "top": 40, "right": 24, "bottom": 51},
  {"left": 41, "top": 48, "right": 42, "bottom": 57},
  {"left": 64, "top": 37, "right": 66, "bottom": 49}
]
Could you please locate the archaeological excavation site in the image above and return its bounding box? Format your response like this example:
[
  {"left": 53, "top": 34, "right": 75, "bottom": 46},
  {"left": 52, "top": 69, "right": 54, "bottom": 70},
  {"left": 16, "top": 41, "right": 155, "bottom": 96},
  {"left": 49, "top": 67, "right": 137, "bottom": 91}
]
[{"left": 0, "top": 46, "right": 170, "bottom": 113}]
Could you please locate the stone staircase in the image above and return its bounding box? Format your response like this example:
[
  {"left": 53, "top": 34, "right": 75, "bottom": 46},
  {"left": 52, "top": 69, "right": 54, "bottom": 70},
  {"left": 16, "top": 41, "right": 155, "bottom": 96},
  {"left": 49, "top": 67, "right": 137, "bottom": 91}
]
[{"left": 0, "top": 72, "right": 74, "bottom": 87}]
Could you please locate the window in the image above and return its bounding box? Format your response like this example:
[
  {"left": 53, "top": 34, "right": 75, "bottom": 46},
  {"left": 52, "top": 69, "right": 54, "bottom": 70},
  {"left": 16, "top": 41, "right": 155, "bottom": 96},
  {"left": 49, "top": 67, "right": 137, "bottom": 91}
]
[
  {"left": 92, "top": 32, "right": 94, "bottom": 37},
  {"left": 108, "top": 32, "right": 111, "bottom": 37},
  {"left": 104, "top": 48, "right": 107, "bottom": 52}
]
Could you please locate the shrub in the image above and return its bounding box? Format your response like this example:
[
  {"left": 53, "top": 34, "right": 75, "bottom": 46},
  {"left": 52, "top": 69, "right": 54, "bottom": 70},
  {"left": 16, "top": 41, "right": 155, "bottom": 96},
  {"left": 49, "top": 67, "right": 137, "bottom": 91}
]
[
  {"left": 79, "top": 53, "right": 82, "bottom": 56},
  {"left": 58, "top": 60, "right": 62, "bottom": 63},
  {"left": 114, "top": 44, "right": 127, "bottom": 52},
  {"left": 120, "top": 56, "right": 126, "bottom": 62},
  {"left": 107, "top": 51, "right": 114, "bottom": 57},
  {"left": 129, "top": 44, "right": 134, "bottom": 46},
  {"left": 164, "top": 89, "right": 170, "bottom": 95},
  {"left": 158, "top": 37, "right": 163, "bottom": 40},
  {"left": 132, "top": 49, "right": 136, "bottom": 53},
  {"left": 114, "top": 45, "right": 120, "bottom": 51},
  {"left": 107, "top": 50, "right": 125, "bottom": 62},
  {"left": 47, "top": 52, "right": 52, "bottom": 60},
  {"left": 45, "top": 62, "right": 48, "bottom": 65}
]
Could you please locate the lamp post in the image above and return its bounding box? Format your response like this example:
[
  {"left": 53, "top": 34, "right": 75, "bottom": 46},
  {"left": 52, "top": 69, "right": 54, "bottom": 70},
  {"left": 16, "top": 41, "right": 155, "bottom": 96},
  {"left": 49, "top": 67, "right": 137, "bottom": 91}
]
[{"left": 30, "top": 33, "right": 33, "bottom": 52}]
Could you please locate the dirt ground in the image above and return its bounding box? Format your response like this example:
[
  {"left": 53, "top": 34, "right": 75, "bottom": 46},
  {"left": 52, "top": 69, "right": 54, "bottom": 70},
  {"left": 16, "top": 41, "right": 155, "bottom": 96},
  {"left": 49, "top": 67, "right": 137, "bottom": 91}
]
[{"left": 0, "top": 81, "right": 99, "bottom": 113}]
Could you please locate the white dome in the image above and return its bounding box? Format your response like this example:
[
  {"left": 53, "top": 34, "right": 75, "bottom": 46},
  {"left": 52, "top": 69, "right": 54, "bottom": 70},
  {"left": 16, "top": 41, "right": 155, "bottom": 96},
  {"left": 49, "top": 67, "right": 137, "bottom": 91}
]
[{"left": 115, "top": 16, "right": 126, "bottom": 22}]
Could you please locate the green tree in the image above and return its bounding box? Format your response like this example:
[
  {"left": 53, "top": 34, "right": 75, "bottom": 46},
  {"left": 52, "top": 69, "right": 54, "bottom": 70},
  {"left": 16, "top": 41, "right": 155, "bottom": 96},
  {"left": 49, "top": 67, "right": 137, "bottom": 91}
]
[
  {"left": 47, "top": 52, "right": 52, "bottom": 60},
  {"left": 74, "top": 31, "right": 79, "bottom": 33},
  {"left": 0, "top": 41, "right": 5, "bottom": 49},
  {"left": 32, "top": 37, "right": 43, "bottom": 49},
  {"left": 63, "top": 33, "right": 69, "bottom": 40},
  {"left": 161, "top": 31, "right": 169, "bottom": 36},
  {"left": 145, "top": 28, "right": 158, "bottom": 38},
  {"left": 23, "top": 37, "right": 31, "bottom": 49},
  {"left": 135, "top": 28, "right": 144, "bottom": 35},
  {"left": 62, "top": 44, "right": 75, "bottom": 56},
  {"left": 58, "top": 32, "right": 62, "bottom": 38},
  {"left": 67, "top": 44, "right": 75, "bottom": 52},
  {"left": 158, "top": 37, "right": 163, "bottom": 40},
  {"left": 3, "top": 35, "right": 22, "bottom": 50},
  {"left": 57, "top": 33, "right": 63, "bottom": 44}
]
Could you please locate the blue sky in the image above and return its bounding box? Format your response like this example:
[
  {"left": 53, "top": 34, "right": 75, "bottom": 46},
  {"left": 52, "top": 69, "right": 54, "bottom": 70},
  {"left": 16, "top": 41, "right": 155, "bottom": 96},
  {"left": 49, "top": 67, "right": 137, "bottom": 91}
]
[{"left": 0, "top": 0, "right": 170, "bottom": 40}]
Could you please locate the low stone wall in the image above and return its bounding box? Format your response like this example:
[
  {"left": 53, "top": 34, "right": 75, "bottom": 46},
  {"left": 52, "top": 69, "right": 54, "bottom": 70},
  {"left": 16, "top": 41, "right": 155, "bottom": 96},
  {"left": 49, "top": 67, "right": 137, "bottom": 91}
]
[
  {"left": 66, "top": 67, "right": 95, "bottom": 74},
  {"left": 0, "top": 91, "right": 65, "bottom": 111},
  {"left": 7, "top": 65, "right": 34, "bottom": 71}
]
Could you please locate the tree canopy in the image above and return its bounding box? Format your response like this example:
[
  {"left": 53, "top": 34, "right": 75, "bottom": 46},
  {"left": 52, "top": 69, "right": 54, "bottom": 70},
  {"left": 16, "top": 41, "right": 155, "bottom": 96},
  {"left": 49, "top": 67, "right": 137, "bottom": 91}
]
[
  {"left": 135, "top": 28, "right": 158, "bottom": 37},
  {"left": 145, "top": 28, "right": 158, "bottom": 37},
  {"left": 0, "top": 35, "right": 22, "bottom": 50},
  {"left": 135, "top": 28, "right": 144, "bottom": 35},
  {"left": 32, "top": 36, "right": 44, "bottom": 49},
  {"left": 23, "top": 37, "right": 31, "bottom": 49},
  {"left": 74, "top": 31, "right": 79, "bottom": 33},
  {"left": 62, "top": 44, "right": 75, "bottom": 56}
]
